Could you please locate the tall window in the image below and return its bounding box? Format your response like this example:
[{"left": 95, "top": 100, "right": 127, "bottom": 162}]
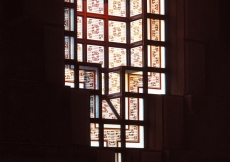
[{"left": 64, "top": 0, "right": 166, "bottom": 158}]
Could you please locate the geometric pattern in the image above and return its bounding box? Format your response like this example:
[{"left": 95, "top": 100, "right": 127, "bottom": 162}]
[
  {"left": 109, "top": 47, "right": 126, "bottom": 68},
  {"left": 108, "top": 0, "right": 126, "bottom": 17},
  {"left": 148, "top": 72, "right": 161, "bottom": 89},
  {"left": 131, "top": 46, "right": 143, "bottom": 67},
  {"left": 77, "top": 0, "right": 82, "bottom": 11},
  {"left": 87, "top": 0, "right": 104, "bottom": 14},
  {"left": 110, "top": 98, "right": 121, "bottom": 116},
  {"left": 65, "top": 36, "right": 74, "bottom": 59},
  {"left": 148, "top": 45, "right": 161, "bottom": 68},
  {"left": 109, "top": 72, "right": 120, "bottom": 94},
  {"left": 90, "top": 123, "right": 99, "bottom": 143},
  {"left": 104, "top": 125, "right": 121, "bottom": 147},
  {"left": 102, "top": 100, "right": 117, "bottom": 119},
  {"left": 127, "top": 98, "right": 139, "bottom": 120},
  {"left": 79, "top": 70, "right": 96, "bottom": 89},
  {"left": 148, "top": 0, "right": 160, "bottom": 14},
  {"left": 65, "top": 65, "right": 74, "bottom": 83},
  {"left": 109, "top": 21, "right": 126, "bottom": 43},
  {"left": 77, "top": 43, "right": 83, "bottom": 62},
  {"left": 126, "top": 125, "right": 139, "bottom": 142},
  {"left": 64, "top": 8, "right": 71, "bottom": 31},
  {"left": 148, "top": 19, "right": 160, "bottom": 41},
  {"left": 128, "top": 74, "right": 143, "bottom": 93},
  {"left": 130, "top": 0, "right": 142, "bottom": 16},
  {"left": 87, "top": 18, "right": 104, "bottom": 41},
  {"left": 77, "top": 16, "right": 83, "bottom": 38},
  {"left": 130, "top": 19, "right": 142, "bottom": 43},
  {"left": 87, "top": 45, "right": 104, "bottom": 67}
]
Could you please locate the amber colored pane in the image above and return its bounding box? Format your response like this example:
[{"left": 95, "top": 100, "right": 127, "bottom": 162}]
[
  {"left": 130, "top": 0, "right": 142, "bottom": 16},
  {"left": 130, "top": 19, "right": 142, "bottom": 43}
]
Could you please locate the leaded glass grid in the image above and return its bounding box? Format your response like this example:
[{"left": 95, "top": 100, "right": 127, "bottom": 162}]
[{"left": 64, "top": 0, "right": 167, "bottom": 152}]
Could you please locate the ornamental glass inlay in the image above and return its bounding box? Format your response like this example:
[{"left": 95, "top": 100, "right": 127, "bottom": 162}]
[
  {"left": 87, "top": 45, "right": 104, "bottom": 67},
  {"left": 108, "top": 0, "right": 126, "bottom": 17},
  {"left": 108, "top": 21, "right": 126, "bottom": 43},
  {"left": 87, "top": 18, "right": 104, "bottom": 41},
  {"left": 130, "top": 19, "right": 142, "bottom": 43},
  {"left": 87, "top": 0, "right": 104, "bottom": 14},
  {"left": 109, "top": 47, "right": 126, "bottom": 68}
]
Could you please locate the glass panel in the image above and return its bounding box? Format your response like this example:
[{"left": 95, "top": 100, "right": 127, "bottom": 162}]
[
  {"left": 64, "top": 8, "right": 74, "bottom": 31},
  {"left": 91, "top": 123, "right": 99, "bottom": 147},
  {"left": 109, "top": 0, "right": 126, "bottom": 17},
  {"left": 90, "top": 95, "right": 99, "bottom": 118},
  {"left": 102, "top": 100, "right": 117, "bottom": 119},
  {"left": 77, "top": 43, "right": 83, "bottom": 62},
  {"left": 77, "top": 0, "right": 83, "bottom": 11},
  {"left": 130, "top": 19, "right": 142, "bottom": 43},
  {"left": 109, "top": 71, "right": 120, "bottom": 94},
  {"left": 109, "top": 47, "right": 126, "bottom": 68},
  {"left": 64, "top": 0, "right": 74, "bottom": 3},
  {"left": 77, "top": 16, "right": 83, "bottom": 38},
  {"left": 65, "top": 36, "right": 74, "bottom": 59},
  {"left": 108, "top": 21, "right": 126, "bottom": 43},
  {"left": 115, "top": 153, "right": 122, "bottom": 162},
  {"left": 126, "top": 125, "right": 144, "bottom": 148},
  {"left": 147, "top": 0, "right": 165, "bottom": 15},
  {"left": 125, "top": 71, "right": 143, "bottom": 93},
  {"left": 65, "top": 65, "right": 74, "bottom": 88},
  {"left": 148, "top": 73, "right": 165, "bottom": 94},
  {"left": 130, "top": 46, "right": 143, "bottom": 67},
  {"left": 104, "top": 124, "right": 121, "bottom": 147},
  {"left": 125, "top": 98, "right": 143, "bottom": 120},
  {"left": 130, "top": 0, "right": 142, "bottom": 17},
  {"left": 147, "top": 19, "right": 165, "bottom": 41},
  {"left": 147, "top": 46, "right": 165, "bottom": 68},
  {"left": 87, "top": 18, "right": 104, "bottom": 41},
  {"left": 110, "top": 98, "right": 121, "bottom": 116},
  {"left": 87, "top": 45, "right": 104, "bottom": 67},
  {"left": 79, "top": 70, "right": 97, "bottom": 89},
  {"left": 87, "top": 0, "right": 104, "bottom": 14}
]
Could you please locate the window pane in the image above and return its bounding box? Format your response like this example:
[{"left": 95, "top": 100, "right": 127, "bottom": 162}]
[
  {"left": 65, "top": 65, "right": 74, "bottom": 88},
  {"left": 87, "top": 18, "right": 104, "bottom": 41},
  {"left": 77, "top": 43, "right": 83, "bottom": 62},
  {"left": 125, "top": 71, "right": 143, "bottom": 93},
  {"left": 79, "top": 70, "right": 97, "bottom": 89},
  {"left": 90, "top": 95, "right": 99, "bottom": 118},
  {"left": 147, "top": 46, "right": 165, "bottom": 68},
  {"left": 77, "top": 0, "right": 83, "bottom": 11},
  {"left": 77, "top": 16, "right": 83, "bottom": 38},
  {"left": 131, "top": 46, "right": 143, "bottom": 67},
  {"left": 64, "top": 8, "right": 74, "bottom": 31},
  {"left": 130, "top": 0, "right": 142, "bottom": 16},
  {"left": 87, "top": 45, "right": 104, "bottom": 67},
  {"left": 109, "top": 72, "right": 120, "bottom": 94},
  {"left": 91, "top": 123, "right": 99, "bottom": 147},
  {"left": 64, "top": 0, "right": 74, "bottom": 3},
  {"left": 110, "top": 98, "right": 121, "bottom": 117},
  {"left": 109, "top": 21, "right": 126, "bottom": 43},
  {"left": 148, "top": 73, "right": 165, "bottom": 94},
  {"left": 102, "top": 100, "right": 118, "bottom": 119},
  {"left": 87, "top": 0, "right": 104, "bottom": 14},
  {"left": 147, "top": 0, "right": 165, "bottom": 15},
  {"left": 147, "top": 19, "right": 165, "bottom": 41},
  {"left": 125, "top": 98, "right": 144, "bottom": 120},
  {"left": 126, "top": 125, "right": 144, "bottom": 148},
  {"left": 109, "top": 0, "right": 126, "bottom": 17},
  {"left": 109, "top": 47, "right": 126, "bottom": 68},
  {"left": 104, "top": 124, "right": 121, "bottom": 147},
  {"left": 65, "top": 36, "right": 74, "bottom": 59},
  {"left": 130, "top": 19, "right": 142, "bottom": 43}
]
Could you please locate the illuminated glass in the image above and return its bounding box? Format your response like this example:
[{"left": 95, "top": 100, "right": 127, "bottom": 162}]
[
  {"left": 109, "top": 21, "right": 126, "bottom": 43},
  {"left": 110, "top": 98, "right": 121, "bottom": 116},
  {"left": 108, "top": 0, "right": 126, "bottom": 17},
  {"left": 87, "top": 18, "right": 104, "bottom": 41},
  {"left": 87, "top": 45, "right": 104, "bottom": 67},
  {"left": 109, "top": 47, "right": 126, "bottom": 68},
  {"left": 79, "top": 70, "right": 97, "bottom": 89},
  {"left": 77, "top": 43, "right": 83, "bottom": 62},
  {"left": 125, "top": 98, "right": 144, "bottom": 120},
  {"left": 87, "top": 0, "right": 104, "bottom": 14},
  {"left": 130, "top": 19, "right": 142, "bottom": 43},
  {"left": 147, "top": 0, "right": 165, "bottom": 15},
  {"left": 109, "top": 72, "right": 120, "bottom": 94},
  {"left": 64, "top": 8, "right": 74, "bottom": 31},
  {"left": 104, "top": 124, "right": 121, "bottom": 147},
  {"left": 65, "top": 36, "right": 74, "bottom": 59},
  {"left": 147, "top": 19, "right": 165, "bottom": 41},
  {"left": 91, "top": 123, "right": 99, "bottom": 146},
  {"left": 77, "top": 0, "right": 83, "bottom": 11},
  {"left": 147, "top": 46, "right": 165, "bottom": 68},
  {"left": 131, "top": 46, "right": 143, "bottom": 67},
  {"left": 126, "top": 125, "right": 144, "bottom": 148},
  {"left": 65, "top": 65, "right": 74, "bottom": 88},
  {"left": 90, "top": 95, "right": 99, "bottom": 118},
  {"left": 125, "top": 71, "right": 143, "bottom": 93},
  {"left": 77, "top": 16, "right": 83, "bottom": 38},
  {"left": 148, "top": 73, "right": 165, "bottom": 94},
  {"left": 130, "top": 0, "right": 142, "bottom": 16},
  {"left": 102, "top": 100, "right": 118, "bottom": 119}
]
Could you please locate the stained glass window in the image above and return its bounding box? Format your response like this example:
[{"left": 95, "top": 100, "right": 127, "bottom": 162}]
[{"left": 64, "top": 0, "right": 166, "bottom": 159}]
